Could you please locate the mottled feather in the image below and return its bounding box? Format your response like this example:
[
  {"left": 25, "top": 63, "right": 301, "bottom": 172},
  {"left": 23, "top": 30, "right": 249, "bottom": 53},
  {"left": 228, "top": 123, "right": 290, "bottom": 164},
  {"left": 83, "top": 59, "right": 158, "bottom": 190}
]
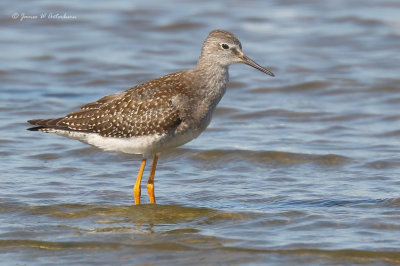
[{"left": 28, "top": 71, "right": 195, "bottom": 138}]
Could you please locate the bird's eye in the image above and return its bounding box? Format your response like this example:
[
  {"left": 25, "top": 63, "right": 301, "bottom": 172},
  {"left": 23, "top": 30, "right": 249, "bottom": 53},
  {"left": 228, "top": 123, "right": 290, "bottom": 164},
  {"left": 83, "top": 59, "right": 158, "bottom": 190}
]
[{"left": 221, "top": 43, "right": 229, "bottom": 50}]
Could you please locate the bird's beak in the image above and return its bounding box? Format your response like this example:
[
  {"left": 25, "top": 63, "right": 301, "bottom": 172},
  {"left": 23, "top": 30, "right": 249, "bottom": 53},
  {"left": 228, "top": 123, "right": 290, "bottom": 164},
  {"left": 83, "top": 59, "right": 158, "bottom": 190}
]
[{"left": 238, "top": 53, "right": 274, "bottom": 77}]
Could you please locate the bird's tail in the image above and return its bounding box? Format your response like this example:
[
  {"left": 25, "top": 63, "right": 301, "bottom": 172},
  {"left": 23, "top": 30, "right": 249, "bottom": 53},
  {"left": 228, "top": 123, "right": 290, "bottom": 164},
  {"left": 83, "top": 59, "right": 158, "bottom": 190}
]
[{"left": 27, "top": 118, "right": 63, "bottom": 131}]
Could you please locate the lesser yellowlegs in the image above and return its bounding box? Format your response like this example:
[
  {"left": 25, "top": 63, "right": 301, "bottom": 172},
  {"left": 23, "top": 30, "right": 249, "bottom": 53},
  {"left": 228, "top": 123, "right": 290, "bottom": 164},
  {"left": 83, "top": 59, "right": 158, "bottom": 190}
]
[{"left": 28, "top": 29, "right": 275, "bottom": 204}]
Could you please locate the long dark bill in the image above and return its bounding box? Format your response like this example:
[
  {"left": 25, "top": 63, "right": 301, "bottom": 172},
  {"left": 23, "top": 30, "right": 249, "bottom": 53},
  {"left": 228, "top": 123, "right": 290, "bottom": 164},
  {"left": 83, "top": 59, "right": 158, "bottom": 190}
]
[{"left": 241, "top": 55, "right": 274, "bottom": 77}]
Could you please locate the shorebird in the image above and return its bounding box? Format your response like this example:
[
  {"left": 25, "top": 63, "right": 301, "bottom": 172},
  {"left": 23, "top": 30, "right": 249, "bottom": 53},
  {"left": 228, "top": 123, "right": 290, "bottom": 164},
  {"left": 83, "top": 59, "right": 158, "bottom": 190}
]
[{"left": 27, "top": 29, "right": 274, "bottom": 204}]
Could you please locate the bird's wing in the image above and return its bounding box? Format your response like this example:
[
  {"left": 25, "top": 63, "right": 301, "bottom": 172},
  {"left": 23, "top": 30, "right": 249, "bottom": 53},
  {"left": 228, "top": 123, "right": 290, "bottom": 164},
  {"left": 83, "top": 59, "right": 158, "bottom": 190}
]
[
  {"left": 29, "top": 72, "right": 191, "bottom": 138},
  {"left": 79, "top": 93, "right": 123, "bottom": 110}
]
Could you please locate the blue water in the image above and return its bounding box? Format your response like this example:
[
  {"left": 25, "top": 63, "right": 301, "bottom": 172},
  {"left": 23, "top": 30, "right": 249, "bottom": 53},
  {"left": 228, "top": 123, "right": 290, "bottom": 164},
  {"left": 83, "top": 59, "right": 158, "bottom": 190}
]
[{"left": 1, "top": 0, "right": 400, "bottom": 264}]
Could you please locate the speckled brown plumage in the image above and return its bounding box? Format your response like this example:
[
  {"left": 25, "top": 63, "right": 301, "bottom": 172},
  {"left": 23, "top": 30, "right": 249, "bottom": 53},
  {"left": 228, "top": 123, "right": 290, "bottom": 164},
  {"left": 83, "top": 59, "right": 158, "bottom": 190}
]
[{"left": 28, "top": 71, "right": 196, "bottom": 138}]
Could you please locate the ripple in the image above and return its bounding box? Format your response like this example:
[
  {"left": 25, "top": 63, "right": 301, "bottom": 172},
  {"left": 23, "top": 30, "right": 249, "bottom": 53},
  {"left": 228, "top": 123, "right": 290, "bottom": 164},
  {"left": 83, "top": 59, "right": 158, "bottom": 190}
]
[
  {"left": 331, "top": 16, "right": 386, "bottom": 27},
  {"left": 28, "top": 153, "right": 61, "bottom": 160},
  {"left": 153, "top": 22, "right": 204, "bottom": 31},
  {"left": 29, "top": 55, "right": 55, "bottom": 61},
  {"left": 222, "top": 247, "right": 400, "bottom": 264},
  {"left": 251, "top": 80, "right": 332, "bottom": 93},
  {"left": 191, "top": 149, "right": 350, "bottom": 166},
  {"left": 381, "top": 198, "right": 400, "bottom": 207},
  {"left": 0, "top": 239, "right": 122, "bottom": 250},
  {"left": 364, "top": 159, "right": 400, "bottom": 170},
  {"left": 232, "top": 108, "right": 320, "bottom": 120},
  {"left": 0, "top": 239, "right": 398, "bottom": 264},
  {"left": 22, "top": 203, "right": 219, "bottom": 223}
]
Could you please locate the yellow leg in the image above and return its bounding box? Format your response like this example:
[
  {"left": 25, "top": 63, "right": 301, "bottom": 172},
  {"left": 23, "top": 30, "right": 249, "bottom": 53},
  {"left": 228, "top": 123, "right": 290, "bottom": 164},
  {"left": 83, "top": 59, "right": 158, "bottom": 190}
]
[
  {"left": 133, "top": 158, "right": 146, "bottom": 205},
  {"left": 147, "top": 154, "right": 158, "bottom": 204}
]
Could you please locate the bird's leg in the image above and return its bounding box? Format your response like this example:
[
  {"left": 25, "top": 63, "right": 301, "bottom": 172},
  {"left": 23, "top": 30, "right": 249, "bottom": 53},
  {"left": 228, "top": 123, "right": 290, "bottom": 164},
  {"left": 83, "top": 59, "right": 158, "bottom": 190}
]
[
  {"left": 147, "top": 154, "right": 158, "bottom": 204},
  {"left": 133, "top": 158, "right": 146, "bottom": 205}
]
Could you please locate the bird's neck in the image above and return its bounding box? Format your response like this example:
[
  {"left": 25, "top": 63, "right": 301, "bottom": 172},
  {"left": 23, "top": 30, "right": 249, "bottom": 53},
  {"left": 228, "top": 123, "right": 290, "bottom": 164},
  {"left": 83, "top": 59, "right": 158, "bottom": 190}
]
[{"left": 192, "top": 61, "right": 229, "bottom": 105}]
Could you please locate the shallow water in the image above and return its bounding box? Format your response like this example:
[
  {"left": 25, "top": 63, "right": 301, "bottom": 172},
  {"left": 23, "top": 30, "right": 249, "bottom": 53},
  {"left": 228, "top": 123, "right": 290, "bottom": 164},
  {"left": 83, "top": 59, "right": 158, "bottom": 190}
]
[{"left": 1, "top": 0, "right": 400, "bottom": 265}]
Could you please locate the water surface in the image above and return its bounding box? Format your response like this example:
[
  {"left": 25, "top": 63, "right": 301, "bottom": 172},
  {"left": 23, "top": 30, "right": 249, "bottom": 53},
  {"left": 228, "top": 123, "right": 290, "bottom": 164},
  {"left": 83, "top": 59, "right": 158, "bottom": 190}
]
[{"left": 1, "top": 0, "right": 400, "bottom": 264}]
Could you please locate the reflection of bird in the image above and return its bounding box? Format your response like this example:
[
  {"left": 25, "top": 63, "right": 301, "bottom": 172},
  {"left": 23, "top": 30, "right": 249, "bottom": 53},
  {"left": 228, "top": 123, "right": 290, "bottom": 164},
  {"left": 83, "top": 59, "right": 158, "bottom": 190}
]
[{"left": 28, "top": 29, "right": 275, "bottom": 205}]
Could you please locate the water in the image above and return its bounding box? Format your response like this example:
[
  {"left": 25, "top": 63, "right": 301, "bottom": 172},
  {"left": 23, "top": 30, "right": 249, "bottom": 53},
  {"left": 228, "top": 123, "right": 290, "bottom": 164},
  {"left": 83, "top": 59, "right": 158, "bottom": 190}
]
[{"left": 1, "top": 0, "right": 400, "bottom": 264}]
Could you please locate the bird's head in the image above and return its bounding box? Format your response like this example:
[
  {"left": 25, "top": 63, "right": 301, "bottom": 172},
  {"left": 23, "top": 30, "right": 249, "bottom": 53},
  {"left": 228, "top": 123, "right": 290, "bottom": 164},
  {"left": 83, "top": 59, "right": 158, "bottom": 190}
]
[{"left": 199, "top": 29, "right": 274, "bottom": 77}]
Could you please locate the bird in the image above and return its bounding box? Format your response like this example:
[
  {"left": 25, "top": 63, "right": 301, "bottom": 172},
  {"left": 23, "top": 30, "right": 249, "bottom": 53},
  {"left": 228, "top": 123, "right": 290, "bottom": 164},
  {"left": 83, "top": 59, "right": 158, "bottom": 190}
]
[{"left": 27, "top": 29, "right": 275, "bottom": 205}]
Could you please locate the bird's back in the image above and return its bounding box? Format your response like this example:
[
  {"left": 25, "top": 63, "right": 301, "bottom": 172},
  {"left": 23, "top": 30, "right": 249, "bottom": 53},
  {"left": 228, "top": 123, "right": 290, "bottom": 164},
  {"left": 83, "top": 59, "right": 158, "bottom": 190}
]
[{"left": 28, "top": 71, "right": 195, "bottom": 139}]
